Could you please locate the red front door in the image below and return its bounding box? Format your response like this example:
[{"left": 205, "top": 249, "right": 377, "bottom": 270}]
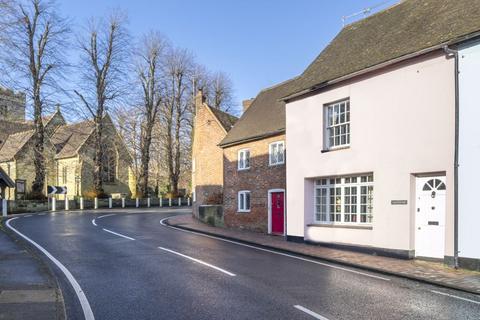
[{"left": 271, "top": 192, "right": 284, "bottom": 234}]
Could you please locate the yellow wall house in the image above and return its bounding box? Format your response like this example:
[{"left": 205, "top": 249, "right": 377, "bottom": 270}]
[{"left": 0, "top": 87, "right": 135, "bottom": 199}]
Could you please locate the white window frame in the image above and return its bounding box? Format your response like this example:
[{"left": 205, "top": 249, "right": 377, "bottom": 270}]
[
  {"left": 238, "top": 190, "right": 251, "bottom": 213},
  {"left": 324, "top": 99, "right": 350, "bottom": 150},
  {"left": 314, "top": 174, "right": 373, "bottom": 225},
  {"left": 269, "top": 141, "right": 285, "bottom": 166},
  {"left": 237, "top": 149, "right": 250, "bottom": 170}
]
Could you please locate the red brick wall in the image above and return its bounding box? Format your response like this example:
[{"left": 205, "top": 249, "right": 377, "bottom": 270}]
[{"left": 222, "top": 134, "right": 286, "bottom": 232}]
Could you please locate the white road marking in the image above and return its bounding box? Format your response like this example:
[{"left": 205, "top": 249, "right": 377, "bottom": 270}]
[
  {"left": 102, "top": 228, "right": 135, "bottom": 241},
  {"left": 91, "top": 219, "right": 97, "bottom": 226},
  {"left": 91, "top": 214, "right": 115, "bottom": 227},
  {"left": 294, "top": 305, "right": 329, "bottom": 320},
  {"left": 158, "top": 246, "right": 236, "bottom": 276},
  {"left": 6, "top": 217, "right": 95, "bottom": 320},
  {"left": 431, "top": 290, "right": 480, "bottom": 305},
  {"left": 160, "top": 217, "right": 390, "bottom": 281}
]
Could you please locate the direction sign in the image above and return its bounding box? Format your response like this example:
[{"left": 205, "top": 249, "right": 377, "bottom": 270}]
[{"left": 47, "top": 185, "right": 67, "bottom": 195}]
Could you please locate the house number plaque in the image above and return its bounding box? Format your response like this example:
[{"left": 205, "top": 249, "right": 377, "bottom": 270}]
[{"left": 391, "top": 200, "right": 408, "bottom": 205}]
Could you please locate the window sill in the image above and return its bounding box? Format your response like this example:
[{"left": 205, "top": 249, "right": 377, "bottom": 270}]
[
  {"left": 237, "top": 210, "right": 251, "bottom": 214},
  {"left": 307, "top": 223, "right": 372, "bottom": 230},
  {"left": 269, "top": 162, "right": 285, "bottom": 167},
  {"left": 321, "top": 146, "right": 350, "bottom": 153},
  {"left": 237, "top": 167, "right": 250, "bottom": 171}
]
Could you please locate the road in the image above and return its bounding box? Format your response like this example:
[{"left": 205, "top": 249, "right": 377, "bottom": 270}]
[{"left": 5, "top": 208, "right": 480, "bottom": 320}]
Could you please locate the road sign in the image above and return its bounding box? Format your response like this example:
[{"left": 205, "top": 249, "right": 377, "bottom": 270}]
[{"left": 47, "top": 185, "right": 67, "bottom": 195}]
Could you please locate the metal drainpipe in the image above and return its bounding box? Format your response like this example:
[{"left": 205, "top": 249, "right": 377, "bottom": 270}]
[{"left": 443, "top": 45, "right": 459, "bottom": 269}]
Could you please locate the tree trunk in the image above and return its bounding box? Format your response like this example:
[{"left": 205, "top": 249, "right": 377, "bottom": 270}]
[
  {"left": 138, "top": 123, "right": 153, "bottom": 197},
  {"left": 31, "top": 91, "right": 45, "bottom": 198},
  {"left": 93, "top": 117, "right": 104, "bottom": 195}
]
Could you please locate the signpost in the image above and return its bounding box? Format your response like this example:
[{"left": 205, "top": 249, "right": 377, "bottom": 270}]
[{"left": 47, "top": 186, "right": 67, "bottom": 195}]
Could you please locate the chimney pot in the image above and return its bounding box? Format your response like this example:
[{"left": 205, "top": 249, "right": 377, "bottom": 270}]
[{"left": 242, "top": 98, "right": 254, "bottom": 112}]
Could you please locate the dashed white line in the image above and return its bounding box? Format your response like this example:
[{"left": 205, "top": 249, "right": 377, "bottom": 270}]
[
  {"left": 6, "top": 217, "right": 95, "bottom": 320},
  {"left": 160, "top": 217, "right": 390, "bottom": 281},
  {"left": 92, "top": 214, "right": 116, "bottom": 227},
  {"left": 294, "top": 305, "right": 329, "bottom": 320},
  {"left": 431, "top": 290, "right": 480, "bottom": 305},
  {"left": 102, "top": 228, "right": 135, "bottom": 241},
  {"left": 158, "top": 246, "right": 236, "bottom": 276}
]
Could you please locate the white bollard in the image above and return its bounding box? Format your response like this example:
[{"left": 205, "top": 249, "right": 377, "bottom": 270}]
[
  {"left": 52, "top": 197, "right": 56, "bottom": 211},
  {"left": 178, "top": 197, "right": 181, "bottom": 207},
  {"left": 159, "top": 196, "right": 163, "bottom": 207},
  {"left": 169, "top": 198, "right": 172, "bottom": 207},
  {"left": 94, "top": 197, "right": 98, "bottom": 209},
  {"left": 147, "top": 197, "right": 151, "bottom": 208},
  {"left": 188, "top": 197, "right": 190, "bottom": 206},
  {"left": 136, "top": 198, "right": 139, "bottom": 208},
  {"left": 122, "top": 197, "right": 125, "bottom": 208},
  {"left": 2, "top": 199, "right": 7, "bottom": 217},
  {"left": 65, "top": 197, "right": 69, "bottom": 211},
  {"left": 109, "top": 197, "right": 112, "bottom": 209},
  {"left": 80, "top": 197, "right": 84, "bottom": 210}
]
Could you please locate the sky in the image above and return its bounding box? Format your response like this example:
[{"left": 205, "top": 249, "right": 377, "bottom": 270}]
[{"left": 60, "top": 0, "right": 396, "bottom": 110}]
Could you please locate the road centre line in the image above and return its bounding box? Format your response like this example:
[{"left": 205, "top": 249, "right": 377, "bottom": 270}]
[
  {"left": 160, "top": 217, "right": 390, "bottom": 282},
  {"left": 294, "top": 305, "right": 329, "bottom": 320},
  {"left": 431, "top": 290, "right": 480, "bottom": 305},
  {"left": 6, "top": 217, "right": 95, "bottom": 320},
  {"left": 102, "top": 228, "right": 135, "bottom": 241},
  {"left": 158, "top": 246, "right": 236, "bottom": 276}
]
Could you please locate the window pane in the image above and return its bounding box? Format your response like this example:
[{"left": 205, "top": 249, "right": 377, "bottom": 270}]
[
  {"left": 239, "top": 193, "right": 244, "bottom": 210},
  {"left": 246, "top": 193, "right": 251, "bottom": 210}
]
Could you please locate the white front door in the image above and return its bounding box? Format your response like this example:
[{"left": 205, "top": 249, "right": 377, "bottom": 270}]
[{"left": 415, "top": 176, "right": 447, "bottom": 259}]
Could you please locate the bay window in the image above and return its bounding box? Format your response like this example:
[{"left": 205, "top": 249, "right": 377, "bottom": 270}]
[{"left": 315, "top": 174, "right": 373, "bottom": 224}]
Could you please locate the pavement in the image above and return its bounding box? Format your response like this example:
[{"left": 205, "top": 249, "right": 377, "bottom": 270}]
[
  {"left": 1, "top": 208, "right": 479, "bottom": 320},
  {"left": 166, "top": 214, "right": 480, "bottom": 295},
  {"left": 0, "top": 223, "right": 65, "bottom": 320}
]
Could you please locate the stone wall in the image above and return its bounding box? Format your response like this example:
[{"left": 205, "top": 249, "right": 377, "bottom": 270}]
[
  {"left": 0, "top": 88, "right": 26, "bottom": 122},
  {"left": 222, "top": 134, "right": 286, "bottom": 232},
  {"left": 191, "top": 102, "right": 227, "bottom": 217}
]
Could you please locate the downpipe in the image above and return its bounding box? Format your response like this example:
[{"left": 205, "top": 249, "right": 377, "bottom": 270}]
[{"left": 443, "top": 45, "right": 459, "bottom": 269}]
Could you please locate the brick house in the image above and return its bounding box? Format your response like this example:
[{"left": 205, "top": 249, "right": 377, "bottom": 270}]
[
  {"left": 219, "top": 79, "right": 296, "bottom": 234},
  {"left": 191, "top": 91, "right": 237, "bottom": 216}
]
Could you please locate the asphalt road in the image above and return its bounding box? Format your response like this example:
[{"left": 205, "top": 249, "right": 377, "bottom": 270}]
[{"left": 5, "top": 208, "right": 480, "bottom": 320}]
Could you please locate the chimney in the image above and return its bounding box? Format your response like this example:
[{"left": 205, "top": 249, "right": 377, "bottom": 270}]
[
  {"left": 242, "top": 98, "right": 254, "bottom": 112},
  {"left": 195, "top": 89, "right": 206, "bottom": 110}
]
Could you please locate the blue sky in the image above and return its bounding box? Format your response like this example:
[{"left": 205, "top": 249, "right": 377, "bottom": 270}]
[{"left": 61, "top": 0, "right": 395, "bottom": 107}]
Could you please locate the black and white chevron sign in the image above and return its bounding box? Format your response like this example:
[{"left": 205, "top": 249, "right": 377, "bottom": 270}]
[{"left": 47, "top": 185, "right": 67, "bottom": 195}]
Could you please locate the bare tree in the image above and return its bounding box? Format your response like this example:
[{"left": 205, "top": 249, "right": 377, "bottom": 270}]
[
  {"left": 74, "top": 12, "right": 130, "bottom": 196},
  {"left": 0, "top": 0, "right": 69, "bottom": 198},
  {"left": 207, "top": 71, "right": 235, "bottom": 112},
  {"left": 134, "top": 32, "right": 168, "bottom": 197},
  {"left": 161, "top": 47, "right": 194, "bottom": 196}
]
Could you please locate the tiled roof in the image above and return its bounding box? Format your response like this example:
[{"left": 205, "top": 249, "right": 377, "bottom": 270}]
[
  {"left": 51, "top": 120, "right": 95, "bottom": 159},
  {"left": 219, "top": 78, "right": 297, "bottom": 147},
  {"left": 0, "top": 130, "right": 34, "bottom": 162},
  {"left": 286, "top": 0, "right": 480, "bottom": 97},
  {"left": 208, "top": 106, "right": 238, "bottom": 132}
]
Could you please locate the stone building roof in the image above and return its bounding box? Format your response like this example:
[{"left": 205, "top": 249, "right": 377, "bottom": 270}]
[
  {"left": 219, "top": 78, "right": 297, "bottom": 147},
  {"left": 208, "top": 106, "right": 238, "bottom": 132},
  {"left": 0, "top": 130, "right": 34, "bottom": 162},
  {"left": 51, "top": 120, "right": 95, "bottom": 159},
  {"left": 285, "top": 0, "right": 480, "bottom": 98}
]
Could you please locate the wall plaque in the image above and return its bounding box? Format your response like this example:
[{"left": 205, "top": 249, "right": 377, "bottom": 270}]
[{"left": 391, "top": 200, "right": 408, "bottom": 205}]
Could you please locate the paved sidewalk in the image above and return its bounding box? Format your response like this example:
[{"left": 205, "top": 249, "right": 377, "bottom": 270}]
[
  {"left": 0, "top": 224, "right": 65, "bottom": 320},
  {"left": 167, "top": 214, "right": 480, "bottom": 295}
]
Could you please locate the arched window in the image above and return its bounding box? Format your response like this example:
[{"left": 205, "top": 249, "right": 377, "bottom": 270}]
[
  {"left": 422, "top": 179, "right": 446, "bottom": 191},
  {"left": 102, "top": 147, "right": 116, "bottom": 183}
]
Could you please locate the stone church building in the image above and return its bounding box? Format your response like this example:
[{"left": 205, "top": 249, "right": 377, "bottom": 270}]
[{"left": 0, "top": 87, "right": 135, "bottom": 199}]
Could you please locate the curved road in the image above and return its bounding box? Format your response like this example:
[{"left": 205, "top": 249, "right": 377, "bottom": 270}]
[{"left": 6, "top": 208, "right": 480, "bottom": 320}]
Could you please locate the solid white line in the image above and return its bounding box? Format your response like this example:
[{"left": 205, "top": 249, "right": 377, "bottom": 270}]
[
  {"left": 160, "top": 217, "right": 390, "bottom": 281},
  {"left": 431, "top": 290, "right": 480, "bottom": 305},
  {"left": 91, "top": 214, "right": 116, "bottom": 227},
  {"left": 97, "top": 213, "right": 116, "bottom": 220},
  {"left": 158, "top": 246, "right": 236, "bottom": 276},
  {"left": 294, "top": 305, "right": 329, "bottom": 320},
  {"left": 6, "top": 217, "right": 95, "bottom": 320},
  {"left": 102, "top": 228, "right": 135, "bottom": 241}
]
